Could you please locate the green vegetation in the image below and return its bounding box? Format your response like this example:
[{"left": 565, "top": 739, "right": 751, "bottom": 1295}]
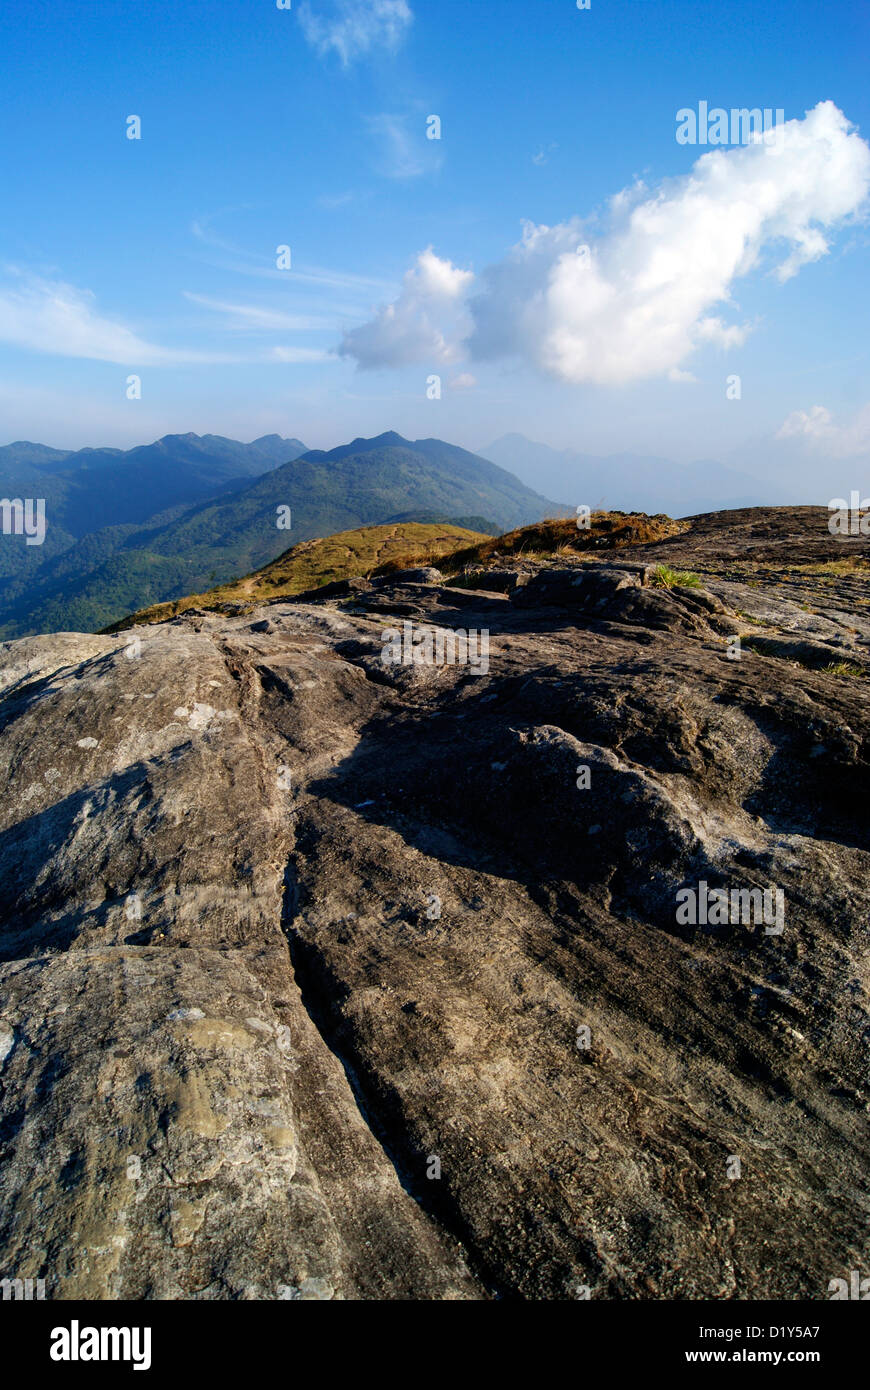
[
  {"left": 787, "top": 557, "right": 870, "bottom": 578},
  {"left": 2, "top": 431, "right": 559, "bottom": 637},
  {"left": 104, "top": 522, "right": 489, "bottom": 631},
  {"left": 821, "top": 661, "right": 865, "bottom": 678},
  {"left": 733, "top": 610, "right": 777, "bottom": 626},
  {"left": 106, "top": 509, "right": 687, "bottom": 632},
  {"left": 740, "top": 642, "right": 866, "bottom": 680},
  {"left": 650, "top": 563, "right": 703, "bottom": 590}
]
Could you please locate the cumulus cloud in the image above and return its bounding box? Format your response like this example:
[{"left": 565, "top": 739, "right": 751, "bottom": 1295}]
[
  {"left": 0, "top": 274, "right": 234, "bottom": 366},
  {"left": 339, "top": 102, "right": 870, "bottom": 385},
  {"left": 298, "top": 0, "right": 412, "bottom": 67},
  {"left": 777, "top": 402, "right": 870, "bottom": 456},
  {"left": 339, "top": 247, "right": 472, "bottom": 369},
  {"left": 777, "top": 404, "right": 835, "bottom": 440}
]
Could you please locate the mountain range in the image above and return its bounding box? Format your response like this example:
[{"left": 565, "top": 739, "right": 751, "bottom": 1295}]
[
  {"left": 0, "top": 433, "right": 309, "bottom": 635},
  {"left": 0, "top": 431, "right": 563, "bottom": 637},
  {"left": 481, "top": 434, "right": 767, "bottom": 516}
]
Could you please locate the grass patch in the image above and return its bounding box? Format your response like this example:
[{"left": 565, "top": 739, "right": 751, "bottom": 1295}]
[
  {"left": 789, "top": 557, "right": 870, "bottom": 578},
  {"left": 107, "top": 511, "right": 688, "bottom": 631},
  {"left": 821, "top": 661, "right": 865, "bottom": 678},
  {"left": 742, "top": 644, "right": 865, "bottom": 678},
  {"left": 650, "top": 564, "right": 703, "bottom": 590},
  {"left": 438, "top": 512, "right": 686, "bottom": 578},
  {"left": 733, "top": 610, "right": 778, "bottom": 627},
  {"left": 105, "top": 522, "right": 488, "bottom": 630}
]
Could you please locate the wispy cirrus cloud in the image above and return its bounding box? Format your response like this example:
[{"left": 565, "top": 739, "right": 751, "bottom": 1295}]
[
  {"left": 298, "top": 0, "right": 412, "bottom": 67},
  {"left": 269, "top": 345, "right": 335, "bottom": 363},
  {"left": 183, "top": 291, "right": 333, "bottom": 333},
  {"left": 0, "top": 273, "right": 235, "bottom": 366},
  {"left": 532, "top": 143, "right": 558, "bottom": 167},
  {"left": 366, "top": 112, "right": 435, "bottom": 179},
  {"left": 190, "top": 217, "right": 396, "bottom": 298},
  {"left": 317, "top": 190, "right": 357, "bottom": 209},
  {"left": 0, "top": 272, "right": 334, "bottom": 367}
]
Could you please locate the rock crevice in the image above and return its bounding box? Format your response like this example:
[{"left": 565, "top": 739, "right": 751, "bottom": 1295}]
[{"left": 0, "top": 507, "right": 868, "bottom": 1299}]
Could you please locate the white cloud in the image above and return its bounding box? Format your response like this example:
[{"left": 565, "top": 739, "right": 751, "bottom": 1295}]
[
  {"left": 183, "top": 291, "right": 332, "bottom": 332},
  {"left": 270, "top": 345, "right": 335, "bottom": 363},
  {"left": 777, "top": 403, "right": 835, "bottom": 439},
  {"left": 0, "top": 274, "right": 337, "bottom": 368},
  {"left": 448, "top": 373, "right": 477, "bottom": 391},
  {"left": 694, "top": 316, "right": 750, "bottom": 349},
  {"left": 190, "top": 214, "right": 396, "bottom": 298},
  {"left": 366, "top": 112, "right": 431, "bottom": 179},
  {"left": 317, "top": 191, "right": 356, "bottom": 209},
  {"left": 776, "top": 402, "right": 870, "bottom": 456},
  {"left": 340, "top": 102, "right": 870, "bottom": 385},
  {"left": 0, "top": 274, "right": 234, "bottom": 366},
  {"left": 298, "top": 0, "right": 412, "bottom": 67},
  {"left": 470, "top": 102, "right": 870, "bottom": 385},
  {"left": 532, "top": 143, "right": 558, "bottom": 167},
  {"left": 339, "top": 248, "right": 473, "bottom": 369}
]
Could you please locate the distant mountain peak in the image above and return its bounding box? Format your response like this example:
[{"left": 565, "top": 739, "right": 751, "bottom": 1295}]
[
  {"left": 487, "top": 431, "right": 539, "bottom": 448},
  {"left": 372, "top": 430, "right": 407, "bottom": 445},
  {"left": 342, "top": 430, "right": 408, "bottom": 450}
]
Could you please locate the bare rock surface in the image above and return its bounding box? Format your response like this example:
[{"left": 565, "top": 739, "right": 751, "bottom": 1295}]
[{"left": 0, "top": 506, "right": 868, "bottom": 1299}]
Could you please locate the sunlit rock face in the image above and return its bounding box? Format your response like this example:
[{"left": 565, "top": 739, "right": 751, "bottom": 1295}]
[{"left": 0, "top": 506, "right": 867, "bottom": 1300}]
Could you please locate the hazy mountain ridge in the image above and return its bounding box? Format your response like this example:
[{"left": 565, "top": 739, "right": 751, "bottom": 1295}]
[
  {"left": 0, "top": 432, "right": 308, "bottom": 580},
  {"left": 0, "top": 432, "right": 306, "bottom": 481},
  {"left": 482, "top": 433, "right": 767, "bottom": 517}
]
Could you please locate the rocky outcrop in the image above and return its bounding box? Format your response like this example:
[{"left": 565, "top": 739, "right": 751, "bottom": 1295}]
[{"left": 0, "top": 507, "right": 867, "bottom": 1299}]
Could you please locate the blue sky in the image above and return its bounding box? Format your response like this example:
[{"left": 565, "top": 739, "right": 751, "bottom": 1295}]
[{"left": 0, "top": 0, "right": 868, "bottom": 491}]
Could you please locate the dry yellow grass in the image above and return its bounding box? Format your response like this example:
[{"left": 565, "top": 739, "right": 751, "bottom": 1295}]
[
  {"left": 106, "top": 511, "right": 686, "bottom": 632},
  {"left": 427, "top": 512, "right": 686, "bottom": 578},
  {"left": 106, "top": 522, "right": 489, "bottom": 631}
]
